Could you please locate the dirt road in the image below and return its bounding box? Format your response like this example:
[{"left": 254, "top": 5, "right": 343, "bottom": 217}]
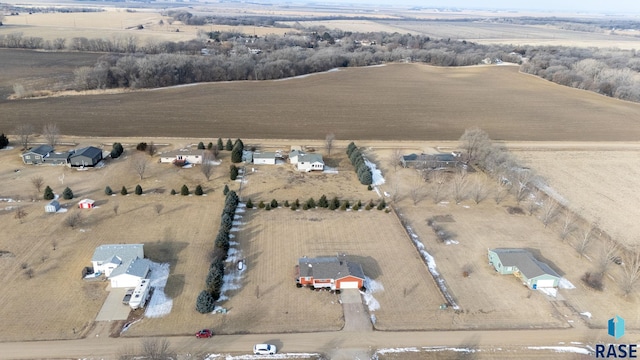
[{"left": 0, "top": 327, "right": 628, "bottom": 359}]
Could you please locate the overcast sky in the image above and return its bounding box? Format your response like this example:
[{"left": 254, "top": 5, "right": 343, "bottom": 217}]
[{"left": 311, "top": 0, "right": 640, "bottom": 13}]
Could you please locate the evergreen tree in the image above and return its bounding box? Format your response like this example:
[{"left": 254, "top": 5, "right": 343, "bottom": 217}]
[
  {"left": 207, "top": 142, "right": 213, "bottom": 150},
  {"left": 258, "top": 200, "right": 265, "bottom": 209},
  {"left": 105, "top": 186, "right": 113, "bottom": 196},
  {"left": 43, "top": 186, "right": 54, "bottom": 200},
  {"left": 0, "top": 133, "right": 8, "bottom": 149},
  {"left": 307, "top": 197, "right": 316, "bottom": 208},
  {"left": 346, "top": 142, "right": 357, "bottom": 156},
  {"left": 195, "top": 290, "right": 215, "bottom": 313},
  {"left": 265, "top": 203, "right": 272, "bottom": 211},
  {"left": 331, "top": 196, "right": 340, "bottom": 209},
  {"left": 357, "top": 200, "right": 362, "bottom": 208},
  {"left": 217, "top": 138, "right": 224, "bottom": 151},
  {"left": 270, "top": 199, "right": 278, "bottom": 208},
  {"left": 220, "top": 213, "right": 233, "bottom": 231},
  {"left": 291, "top": 203, "right": 298, "bottom": 210},
  {"left": 295, "top": 198, "right": 300, "bottom": 208},
  {"left": 230, "top": 165, "right": 238, "bottom": 180},
  {"left": 195, "top": 185, "right": 203, "bottom": 195},
  {"left": 181, "top": 184, "right": 189, "bottom": 196},
  {"left": 246, "top": 198, "right": 254, "bottom": 208},
  {"left": 225, "top": 139, "right": 233, "bottom": 151},
  {"left": 340, "top": 201, "right": 349, "bottom": 211},
  {"left": 223, "top": 184, "right": 229, "bottom": 195},
  {"left": 215, "top": 231, "right": 230, "bottom": 251},
  {"left": 231, "top": 140, "right": 243, "bottom": 163},
  {"left": 352, "top": 202, "right": 360, "bottom": 211},
  {"left": 367, "top": 184, "right": 373, "bottom": 191},
  {"left": 206, "top": 266, "right": 224, "bottom": 290},
  {"left": 377, "top": 199, "right": 386, "bottom": 210},
  {"left": 302, "top": 203, "right": 309, "bottom": 210},
  {"left": 318, "top": 195, "right": 329, "bottom": 208},
  {"left": 135, "top": 184, "right": 143, "bottom": 195},
  {"left": 62, "top": 187, "right": 73, "bottom": 200},
  {"left": 111, "top": 142, "right": 124, "bottom": 158},
  {"left": 170, "top": 189, "right": 176, "bottom": 195},
  {"left": 197, "top": 141, "right": 205, "bottom": 150},
  {"left": 121, "top": 186, "right": 128, "bottom": 195},
  {"left": 284, "top": 200, "right": 290, "bottom": 207}
]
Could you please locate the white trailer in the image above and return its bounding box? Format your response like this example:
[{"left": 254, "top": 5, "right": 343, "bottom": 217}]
[{"left": 129, "top": 279, "right": 151, "bottom": 310}]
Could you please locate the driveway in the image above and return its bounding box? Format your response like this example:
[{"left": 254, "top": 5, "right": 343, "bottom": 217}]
[
  {"left": 95, "top": 286, "right": 131, "bottom": 321},
  {"left": 340, "top": 289, "right": 372, "bottom": 332}
]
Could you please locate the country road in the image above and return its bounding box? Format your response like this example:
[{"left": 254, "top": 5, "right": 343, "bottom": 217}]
[{"left": 0, "top": 327, "right": 633, "bottom": 360}]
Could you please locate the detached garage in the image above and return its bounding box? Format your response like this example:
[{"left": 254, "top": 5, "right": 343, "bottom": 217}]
[
  {"left": 78, "top": 199, "right": 95, "bottom": 209},
  {"left": 488, "top": 248, "right": 560, "bottom": 289},
  {"left": 253, "top": 152, "right": 276, "bottom": 165},
  {"left": 296, "top": 256, "right": 365, "bottom": 291}
]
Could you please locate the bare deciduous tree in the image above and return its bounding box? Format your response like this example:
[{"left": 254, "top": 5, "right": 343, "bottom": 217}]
[
  {"left": 409, "top": 175, "right": 424, "bottom": 205},
  {"left": 325, "top": 133, "right": 335, "bottom": 156},
  {"left": 621, "top": 252, "right": 640, "bottom": 296},
  {"left": 540, "top": 198, "right": 560, "bottom": 228},
  {"left": 154, "top": 204, "right": 163, "bottom": 215},
  {"left": 43, "top": 123, "right": 60, "bottom": 147},
  {"left": 511, "top": 168, "right": 535, "bottom": 204},
  {"left": 431, "top": 171, "right": 447, "bottom": 204},
  {"left": 575, "top": 223, "right": 596, "bottom": 258},
  {"left": 459, "top": 127, "right": 491, "bottom": 163},
  {"left": 147, "top": 141, "right": 157, "bottom": 156},
  {"left": 469, "top": 175, "right": 488, "bottom": 204},
  {"left": 65, "top": 212, "right": 83, "bottom": 229},
  {"left": 597, "top": 239, "right": 619, "bottom": 275},
  {"left": 14, "top": 208, "right": 28, "bottom": 223},
  {"left": 494, "top": 184, "right": 510, "bottom": 205},
  {"left": 141, "top": 338, "right": 175, "bottom": 360},
  {"left": 559, "top": 208, "right": 578, "bottom": 241},
  {"left": 452, "top": 169, "right": 468, "bottom": 204},
  {"left": 526, "top": 193, "right": 539, "bottom": 216},
  {"left": 31, "top": 176, "right": 44, "bottom": 193},
  {"left": 131, "top": 153, "right": 149, "bottom": 180},
  {"left": 389, "top": 148, "right": 402, "bottom": 172},
  {"left": 201, "top": 151, "right": 215, "bottom": 181},
  {"left": 14, "top": 123, "right": 34, "bottom": 150}
]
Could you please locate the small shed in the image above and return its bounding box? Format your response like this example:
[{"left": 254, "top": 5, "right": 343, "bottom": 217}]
[
  {"left": 78, "top": 199, "right": 95, "bottom": 209},
  {"left": 45, "top": 200, "right": 60, "bottom": 213},
  {"left": 253, "top": 152, "right": 277, "bottom": 165},
  {"left": 69, "top": 146, "right": 103, "bottom": 167}
]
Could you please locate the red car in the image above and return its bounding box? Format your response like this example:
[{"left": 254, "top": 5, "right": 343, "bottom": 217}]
[{"left": 195, "top": 329, "right": 213, "bottom": 338}]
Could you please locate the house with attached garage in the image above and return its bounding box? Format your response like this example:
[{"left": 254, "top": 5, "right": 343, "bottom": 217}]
[
  {"left": 488, "top": 248, "right": 560, "bottom": 289},
  {"left": 21, "top": 145, "right": 54, "bottom": 164},
  {"left": 296, "top": 256, "right": 365, "bottom": 291},
  {"left": 69, "top": 146, "right": 103, "bottom": 167},
  {"left": 296, "top": 153, "right": 324, "bottom": 172},
  {"left": 159, "top": 149, "right": 204, "bottom": 165},
  {"left": 91, "top": 244, "right": 149, "bottom": 288}
]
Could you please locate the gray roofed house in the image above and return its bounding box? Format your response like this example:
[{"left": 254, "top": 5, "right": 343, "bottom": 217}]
[
  {"left": 21, "top": 145, "right": 54, "bottom": 164},
  {"left": 401, "top": 153, "right": 460, "bottom": 169},
  {"left": 297, "top": 153, "right": 324, "bottom": 172},
  {"left": 69, "top": 146, "right": 103, "bottom": 167},
  {"left": 296, "top": 256, "right": 365, "bottom": 290},
  {"left": 488, "top": 248, "right": 561, "bottom": 289},
  {"left": 42, "top": 151, "right": 71, "bottom": 165},
  {"left": 108, "top": 257, "right": 151, "bottom": 288},
  {"left": 91, "top": 244, "right": 144, "bottom": 278}
]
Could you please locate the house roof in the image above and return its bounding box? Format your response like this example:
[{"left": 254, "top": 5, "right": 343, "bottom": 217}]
[
  {"left": 298, "top": 256, "right": 365, "bottom": 281},
  {"left": 253, "top": 151, "right": 277, "bottom": 159},
  {"left": 491, "top": 249, "right": 560, "bottom": 279},
  {"left": 403, "top": 153, "right": 456, "bottom": 162},
  {"left": 71, "top": 146, "right": 102, "bottom": 159},
  {"left": 91, "top": 244, "right": 144, "bottom": 264},
  {"left": 78, "top": 199, "right": 95, "bottom": 205},
  {"left": 46, "top": 152, "right": 71, "bottom": 160},
  {"left": 47, "top": 199, "right": 59, "bottom": 206},
  {"left": 298, "top": 153, "right": 324, "bottom": 164},
  {"left": 109, "top": 257, "right": 150, "bottom": 278},
  {"left": 160, "top": 149, "right": 204, "bottom": 157},
  {"left": 24, "top": 145, "right": 53, "bottom": 156}
]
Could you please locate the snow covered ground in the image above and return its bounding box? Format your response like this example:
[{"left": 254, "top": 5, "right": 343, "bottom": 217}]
[
  {"left": 375, "top": 345, "right": 592, "bottom": 357},
  {"left": 527, "top": 346, "right": 591, "bottom": 355},
  {"left": 205, "top": 353, "right": 321, "bottom": 359},
  {"left": 144, "top": 262, "right": 173, "bottom": 318},
  {"left": 361, "top": 277, "right": 384, "bottom": 321},
  {"left": 559, "top": 277, "right": 576, "bottom": 289},
  {"left": 364, "top": 159, "right": 385, "bottom": 186}
]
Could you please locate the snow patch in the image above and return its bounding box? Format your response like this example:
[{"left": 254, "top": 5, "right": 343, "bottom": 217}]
[
  {"left": 364, "top": 159, "right": 385, "bottom": 186},
  {"left": 361, "top": 277, "right": 384, "bottom": 312},
  {"left": 273, "top": 68, "right": 340, "bottom": 82},
  {"left": 444, "top": 240, "right": 459, "bottom": 245},
  {"left": 422, "top": 347, "right": 478, "bottom": 353},
  {"left": 580, "top": 312, "right": 592, "bottom": 319},
  {"left": 559, "top": 277, "right": 575, "bottom": 289},
  {"left": 527, "top": 346, "right": 591, "bottom": 355},
  {"left": 376, "top": 348, "right": 420, "bottom": 354},
  {"left": 323, "top": 166, "right": 338, "bottom": 174},
  {"left": 205, "top": 353, "right": 321, "bottom": 359},
  {"left": 538, "top": 287, "right": 557, "bottom": 297},
  {"left": 144, "top": 262, "right": 173, "bottom": 318}
]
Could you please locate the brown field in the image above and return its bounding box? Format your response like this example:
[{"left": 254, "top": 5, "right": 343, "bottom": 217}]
[{"left": 3, "top": 63, "right": 640, "bottom": 141}]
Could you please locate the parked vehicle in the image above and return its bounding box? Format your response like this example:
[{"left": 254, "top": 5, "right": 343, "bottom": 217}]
[
  {"left": 122, "top": 288, "right": 134, "bottom": 305},
  {"left": 195, "top": 329, "right": 213, "bottom": 338},
  {"left": 129, "top": 279, "right": 151, "bottom": 310},
  {"left": 253, "top": 344, "right": 277, "bottom": 355}
]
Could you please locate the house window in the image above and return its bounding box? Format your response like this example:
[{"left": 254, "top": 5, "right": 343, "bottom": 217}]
[
  {"left": 305, "top": 277, "right": 311, "bottom": 281},
  {"left": 25, "top": 155, "right": 31, "bottom": 159}
]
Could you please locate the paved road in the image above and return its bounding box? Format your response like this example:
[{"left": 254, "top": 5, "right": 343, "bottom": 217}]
[{"left": 0, "top": 327, "right": 633, "bottom": 360}]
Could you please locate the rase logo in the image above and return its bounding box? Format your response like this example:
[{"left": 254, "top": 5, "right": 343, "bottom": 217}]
[{"left": 596, "top": 315, "right": 637, "bottom": 358}]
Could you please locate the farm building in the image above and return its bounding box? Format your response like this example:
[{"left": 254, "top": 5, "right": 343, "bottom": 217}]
[
  {"left": 69, "top": 146, "right": 103, "bottom": 167},
  {"left": 296, "top": 256, "right": 365, "bottom": 291},
  {"left": 253, "top": 151, "right": 277, "bottom": 165},
  {"left": 44, "top": 199, "right": 60, "bottom": 213},
  {"left": 159, "top": 149, "right": 204, "bottom": 165},
  {"left": 401, "top": 153, "right": 461, "bottom": 169},
  {"left": 109, "top": 257, "right": 151, "bottom": 288},
  {"left": 42, "top": 151, "right": 71, "bottom": 165},
  {"left": 21, "top": 145, "right": 54, "bottom": 164},
  {"left": 488, "top": 248, "right": 561, "bottom": 289},
  {"left": 91, "top": 244, "right": 145, "bottom": 282},
  {"left": 297, "top": 153, "right": 324, "bottom": 172},
  {"left": 78, "top": 199, "right": 95, "bottom": 209}
]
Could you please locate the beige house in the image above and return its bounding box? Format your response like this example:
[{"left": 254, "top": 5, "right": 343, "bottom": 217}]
[{"left": 159, "top": 149, "right": 204, "bottom": 165}]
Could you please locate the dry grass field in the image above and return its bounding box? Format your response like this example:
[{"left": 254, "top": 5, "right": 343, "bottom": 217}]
[{"left": 3, "top": 64, "right": 640, "bottom": 141}]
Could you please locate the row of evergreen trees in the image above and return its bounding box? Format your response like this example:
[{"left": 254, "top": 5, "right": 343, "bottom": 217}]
[
  {"left": 197, "top": 138, "right": 244, "bottom": 161},
  {"left": 104, "top": 184, "right": 204, "bottom": 196},
  {"left": 245, "top": 196, "right": 387, "bottom": 211},
  {"left": 347, "top": 142, "right": 373, "bottom": 186},
  {"left": 43, "top": 186, "right": 73, "bottom": 200},
  {"left": 196, "top": 190, "right": 239, "bottom": 313}
]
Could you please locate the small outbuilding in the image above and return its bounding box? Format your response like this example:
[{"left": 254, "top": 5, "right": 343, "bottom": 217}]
[
  {"left": 253, "top": 152, "right": 277, "bottom": 165},
  {"left": 296, "top": 256, "right": 365, "bottom": 291},
  {"left": 488, "top": 248, "right": 560, "bottom": 289},
  {"left": 44, "top": 199, "right": 60, "bottom": 213},
  {"left": 78, "top": 199, "right": 95, "bottom": 209}
]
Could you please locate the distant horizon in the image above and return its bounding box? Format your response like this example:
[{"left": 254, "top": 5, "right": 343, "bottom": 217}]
[{"left": 272, "top": 0, "right": 640, "bottom": 14}]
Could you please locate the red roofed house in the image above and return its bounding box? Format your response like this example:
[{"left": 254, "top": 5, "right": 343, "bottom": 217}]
[{"left": 296, "top": 256, "right": 365, "bottom": 291}]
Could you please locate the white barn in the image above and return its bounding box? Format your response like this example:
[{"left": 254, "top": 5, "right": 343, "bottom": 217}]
[
  {"left": 91, "top": 244, "right": 145, "bottom": 279},
  {"left": 297, "top": 153, "right": 324, "bottom": 172},
  {"left": 253, "top": 152, "right": 277, "bottom": 165}
]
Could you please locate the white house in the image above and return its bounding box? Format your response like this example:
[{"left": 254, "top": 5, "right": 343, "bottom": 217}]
[
  {"left": 109, "top": 257, "right": 151, "bottom": 288},
  {"left": 297, "top": 153, "right": 324, "bottom": 172},
  {"left": 159, "top": 149, "right": 204, "bottom": 165},
  {"left": 253, "top": 152, "right": 277, "bottom": 165},
  {"left": 91, "top": 244, "right": 145, "bottom": 281}
]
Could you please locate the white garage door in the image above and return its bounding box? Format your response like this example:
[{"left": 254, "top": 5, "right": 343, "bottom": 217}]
[
  {"left": 339, "top": 281, "right": 360, "bottom": 289},
  {"left": 536, "top": 279, "right": 555, "bottom": 288}
]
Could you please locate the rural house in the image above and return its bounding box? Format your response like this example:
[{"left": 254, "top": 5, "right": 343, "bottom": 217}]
[
  {"left": 42, "top": 151, "right": 71, "bottom": 165},
  {"left": 21, "top": 145, "right": 54, "bottom": 164},
  {"left": 159, "top": 149, "right": 204, "bottom": 165},
  {"left": 253, "top": 151, "right": 277, "bottom": 165},
  {"left": 91, "top": 244, "right": 148, "bottom": 288},
  {"left": 289, "top": 146, "right": 304, "bottom": 164},
  {"left": 297, "top": 153, "right": 324, "bottom": 172},
  {"left": 69, "top": 146, "right": 103, "bottom": 167},
  {"left": 296, "top": 256, "right": 365, "bottom": 291},
  {"left": 488, "top": 248, "right": 561, "bottom": 289},
  {"left": 401, "top": 153, "right": 461, "bottom": 169}
]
